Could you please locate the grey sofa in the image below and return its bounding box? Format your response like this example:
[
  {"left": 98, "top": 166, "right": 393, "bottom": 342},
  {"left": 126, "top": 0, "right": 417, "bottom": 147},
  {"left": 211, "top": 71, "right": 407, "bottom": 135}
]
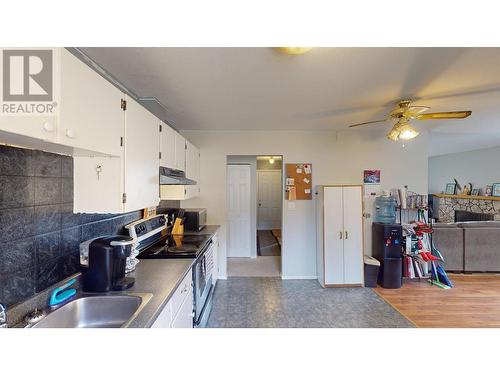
[{"left": 432, "top": 221, "right": 500, "bottom": 272}]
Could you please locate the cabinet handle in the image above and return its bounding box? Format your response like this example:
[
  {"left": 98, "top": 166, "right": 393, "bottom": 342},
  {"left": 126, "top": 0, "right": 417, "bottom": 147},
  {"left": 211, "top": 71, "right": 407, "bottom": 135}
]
[
  {"left": 65, "top": 129, "right": 76, "bottom": 139},
  {"left": 42, "top": 122, "right": 54, "bottom": 133},
  {"left": 345, "top": 231, "right": 349, "bottom": 239},
  {"left": 339, "top": 231, "right": 343, "bottom": 239}
]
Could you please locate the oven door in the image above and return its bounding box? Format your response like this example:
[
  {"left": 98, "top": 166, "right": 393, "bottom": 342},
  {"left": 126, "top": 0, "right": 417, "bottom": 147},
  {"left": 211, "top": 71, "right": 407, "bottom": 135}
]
[{"left": 193, "top": 241, "right": 214, "bottom": 325}]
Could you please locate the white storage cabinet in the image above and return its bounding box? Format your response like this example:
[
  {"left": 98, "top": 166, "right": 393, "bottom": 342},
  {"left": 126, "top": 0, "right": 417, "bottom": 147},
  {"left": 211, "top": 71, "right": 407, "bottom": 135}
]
[{"left": 316, "top": 185, "right": 364, "bottom": 287}]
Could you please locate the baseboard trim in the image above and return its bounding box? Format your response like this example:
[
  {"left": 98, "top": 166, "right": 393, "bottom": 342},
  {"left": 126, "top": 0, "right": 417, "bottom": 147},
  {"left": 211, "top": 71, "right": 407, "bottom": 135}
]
[{"left": 281, "top": 275, "right": 317, "bottom": 280}]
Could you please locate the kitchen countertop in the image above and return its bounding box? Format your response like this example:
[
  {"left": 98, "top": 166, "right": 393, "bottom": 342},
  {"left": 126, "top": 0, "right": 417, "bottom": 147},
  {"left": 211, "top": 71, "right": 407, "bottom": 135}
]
[
  {"left": 183, "top": 224, "right": 220, "bottom": 236},
  {"left": 8, "top": 225, "right": 220, "bottom": 328}
]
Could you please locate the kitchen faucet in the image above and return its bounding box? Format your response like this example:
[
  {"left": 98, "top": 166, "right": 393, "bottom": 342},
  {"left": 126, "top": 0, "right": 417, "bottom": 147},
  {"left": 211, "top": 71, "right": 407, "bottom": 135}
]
[{"left": 0, "top": 302, "right": 7, "bottom": 328}]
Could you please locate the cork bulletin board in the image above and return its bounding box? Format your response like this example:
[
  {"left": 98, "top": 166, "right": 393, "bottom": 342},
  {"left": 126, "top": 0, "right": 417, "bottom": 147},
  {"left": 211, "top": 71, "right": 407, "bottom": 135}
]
[{"left": 285, "top": 163, "right": 312, "bottom": 200}]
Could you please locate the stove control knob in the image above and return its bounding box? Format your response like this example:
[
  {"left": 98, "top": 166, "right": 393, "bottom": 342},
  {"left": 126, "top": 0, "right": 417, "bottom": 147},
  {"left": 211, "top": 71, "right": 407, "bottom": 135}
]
[{"left": 159, "top": 217, "right": 166, "bottom": 225}]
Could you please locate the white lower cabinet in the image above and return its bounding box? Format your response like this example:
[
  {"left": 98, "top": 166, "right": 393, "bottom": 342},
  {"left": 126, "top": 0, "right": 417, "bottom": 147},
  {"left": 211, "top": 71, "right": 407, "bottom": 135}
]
[
  {"left": 212, "top": 233, "right": 219, "bottom": 286},
  {"left": 152, "top": 270, "right": 194, "bottom": 328},
  {"left": 151, "top": 300, "right": 173, "bottom": 328},
  {"left": 171, "top": 291, "right": 195, "bottom": 328}
]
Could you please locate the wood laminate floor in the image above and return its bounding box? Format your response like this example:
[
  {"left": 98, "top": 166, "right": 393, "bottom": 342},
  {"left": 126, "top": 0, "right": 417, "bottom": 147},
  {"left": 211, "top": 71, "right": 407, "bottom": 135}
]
[{"left": 374, "top": 274, "right": 500, "bottom": 328}]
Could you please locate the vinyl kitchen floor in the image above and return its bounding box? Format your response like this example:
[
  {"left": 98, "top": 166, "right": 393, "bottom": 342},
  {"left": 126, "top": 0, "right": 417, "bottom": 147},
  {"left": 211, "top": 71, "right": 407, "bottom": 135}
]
[{"left": 207, "top": 277, "right": 414, "bottom": 328}]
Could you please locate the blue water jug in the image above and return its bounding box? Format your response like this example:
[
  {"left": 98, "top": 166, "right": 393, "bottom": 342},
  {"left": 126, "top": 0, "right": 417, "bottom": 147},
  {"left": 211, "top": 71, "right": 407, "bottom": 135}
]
[{"left": 375, "top": 195, "right": 397, "bottom": 224}]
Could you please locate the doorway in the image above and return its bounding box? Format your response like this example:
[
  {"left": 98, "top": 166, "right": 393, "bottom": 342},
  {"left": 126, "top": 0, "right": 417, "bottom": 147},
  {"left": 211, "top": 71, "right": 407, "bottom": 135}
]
[{"left": 226, "top": 155, "right": 282, "bottom": 277}]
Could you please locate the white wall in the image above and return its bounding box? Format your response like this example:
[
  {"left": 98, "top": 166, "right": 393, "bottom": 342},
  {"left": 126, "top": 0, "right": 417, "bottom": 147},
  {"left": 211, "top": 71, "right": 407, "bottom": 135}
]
[
  {"left": 181, "top": 130, "right": 428, "bottom": 279},
  {"left": 227, "top": 155, "right": 257, "bottom": 258},
  {"left": 429, "top": 145, "right": 500, "bottom": 194}
]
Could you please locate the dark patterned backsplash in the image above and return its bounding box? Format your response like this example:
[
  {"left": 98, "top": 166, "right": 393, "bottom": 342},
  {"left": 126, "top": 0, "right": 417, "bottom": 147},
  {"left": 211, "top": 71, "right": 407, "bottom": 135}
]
[{"left": 0, "top": 145, "right": 143, "bottom": 307}]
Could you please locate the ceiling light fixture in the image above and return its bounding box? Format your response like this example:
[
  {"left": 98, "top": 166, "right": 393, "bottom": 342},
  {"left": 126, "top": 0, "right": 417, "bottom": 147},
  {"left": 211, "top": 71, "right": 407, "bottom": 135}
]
[
  {"left": 276, "top": 47, "right": 312, "bottom": 55},
  {"left": 386, "top": 118, "right": 419, "bottom": 142}
]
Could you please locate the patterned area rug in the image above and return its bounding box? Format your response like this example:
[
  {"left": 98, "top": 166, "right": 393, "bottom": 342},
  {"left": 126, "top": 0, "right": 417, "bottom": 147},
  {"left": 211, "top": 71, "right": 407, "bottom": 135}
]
[{"left": 257, "top": 230, "right": 281, "bottom": 256}]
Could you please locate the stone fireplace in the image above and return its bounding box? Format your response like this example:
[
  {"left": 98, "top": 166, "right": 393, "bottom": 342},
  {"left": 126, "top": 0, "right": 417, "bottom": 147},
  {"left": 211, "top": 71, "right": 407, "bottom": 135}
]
[
  {"left": 454, "top": 210, "right": 494, "bottom": 222},
  {"left": 435, "top": 194, "right": 500, "bottom": 223}
]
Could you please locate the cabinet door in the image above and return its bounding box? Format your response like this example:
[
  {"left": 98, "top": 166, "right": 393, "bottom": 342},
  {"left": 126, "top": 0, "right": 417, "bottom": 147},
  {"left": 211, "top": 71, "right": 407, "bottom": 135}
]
[
  {"left": 342, "top": 186, "right": 363, "bottom": 284},
  {"left": 73, "top": 156, "right": 123, "bottom": 213},
  {"left": 185, "top": 141, "right": 200, "bottom": 198},
  {"left": 160, "top": 122, "right": 176, "bottom": 169},
  {"left": 0, "top": 48, "right": 59, "bottom": 143},
  {"left": 212, "top": 234, "right": 219, "bottom": 286},
  {"left": 123, "top": 97, "right": 160, "bottom": 212},
  {"left": 59, "top": 49, "right": 124, "bottom": 156},
  {"left": 152, "top": 300, "right": 173, "bottom": 328},
  {"left": 0, "top": 116, "right": 58, "bottom": 143},
  {"left": 174, "top": 132, "right": 186, "bottom": 171},
  {"left": 324, "top": 187, "right": 344, "bottom": 285},
  {"left": 171, "top": 290, "right": 194, "bottom": 328}
]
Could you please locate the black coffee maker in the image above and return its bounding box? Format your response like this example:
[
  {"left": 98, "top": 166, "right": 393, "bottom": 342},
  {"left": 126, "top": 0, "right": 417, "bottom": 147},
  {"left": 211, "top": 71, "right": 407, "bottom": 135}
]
[{"left": 80, "top": 235, "right": 136, "bottom": 292}]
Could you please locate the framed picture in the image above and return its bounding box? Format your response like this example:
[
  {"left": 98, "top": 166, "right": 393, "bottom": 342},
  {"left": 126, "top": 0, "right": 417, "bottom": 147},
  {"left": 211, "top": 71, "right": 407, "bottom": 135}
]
[
  {"left": 492, "top": 183, "right": 500, "bottom": 197},
  {"left": 471, "top": 188, "right": 480, "bottom": 196},
  {"left": 485, "top": 185, "right": 493, "bottom": 196},
  {"left": 445, "top": 183, "right": 456, "bottom": 195},
  {"left": 363, "top": 170, "right": 380, "bottom": 184}
]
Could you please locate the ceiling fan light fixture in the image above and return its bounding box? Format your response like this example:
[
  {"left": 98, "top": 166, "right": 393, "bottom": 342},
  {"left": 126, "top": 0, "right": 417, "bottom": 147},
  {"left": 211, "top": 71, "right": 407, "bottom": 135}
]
[
  {"left": 386, "top": 128, "right": 400, "bottom": 141},
  {"left": 276, "top": 47, "right": 313, "bottom": 55},
  {"left": 399, "top": 126, "right": 419, "bottom": 140}
]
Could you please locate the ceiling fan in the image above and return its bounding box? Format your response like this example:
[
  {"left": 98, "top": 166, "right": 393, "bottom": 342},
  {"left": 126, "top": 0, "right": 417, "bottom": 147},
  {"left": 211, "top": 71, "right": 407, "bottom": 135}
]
[{"left": 348, "top": 99, "right": 472, "bottom": 141}]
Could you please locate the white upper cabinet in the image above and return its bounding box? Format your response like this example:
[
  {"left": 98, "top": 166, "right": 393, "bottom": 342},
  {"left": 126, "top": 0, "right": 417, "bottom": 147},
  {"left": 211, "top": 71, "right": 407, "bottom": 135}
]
[
  {"left": 58, "top": 49, "right": 124, "bottom": 156},
  {"left": 74, "top": 96, "right": 160, "bottom": 213},
  {"left": 185, "top": 140, "right": 200, "bottom": 198},
  {"left": 0, "top": 48, "right": 61, "bottom": 143},
  {"left": 0, "top": 48, "right": 124, "bottom": 156},
  {"left": 160, "top": 122, "right": 176, "bottom": 169},
  {"left": 174, "top": 131, "right": 186, "bottom": 171},
  {"left": 160, "top": 138, "right": 200, "bottom": 201},
  {"left": 160, "top": 122, "right": 187, "bottom": 172},
  {"left": 123, "top": 97, "right": 160, "bottom": 212}
]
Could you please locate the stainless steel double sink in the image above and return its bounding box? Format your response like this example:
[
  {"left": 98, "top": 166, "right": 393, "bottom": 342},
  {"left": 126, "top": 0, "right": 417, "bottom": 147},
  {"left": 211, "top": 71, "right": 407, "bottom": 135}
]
[{"left": 32, "top": 293, "right": 152, "bottom": 328}]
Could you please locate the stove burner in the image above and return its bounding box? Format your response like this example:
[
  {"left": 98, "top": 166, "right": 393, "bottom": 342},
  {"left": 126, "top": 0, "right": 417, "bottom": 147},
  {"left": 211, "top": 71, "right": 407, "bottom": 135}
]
[{"left": 138, "top": 234, "right": 211, "bottom": 259}]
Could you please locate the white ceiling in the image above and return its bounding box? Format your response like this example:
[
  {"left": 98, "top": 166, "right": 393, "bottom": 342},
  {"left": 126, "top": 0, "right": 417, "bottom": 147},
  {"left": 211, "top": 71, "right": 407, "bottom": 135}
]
[{"left": 81, "top": 47, "right": 500, "bottom": 156}]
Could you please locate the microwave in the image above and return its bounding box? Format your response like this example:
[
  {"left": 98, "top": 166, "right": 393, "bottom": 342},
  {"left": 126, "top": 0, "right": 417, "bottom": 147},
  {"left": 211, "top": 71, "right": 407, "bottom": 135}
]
[{"left": 183, "top": 208, "right": 207, "bottom": 232}]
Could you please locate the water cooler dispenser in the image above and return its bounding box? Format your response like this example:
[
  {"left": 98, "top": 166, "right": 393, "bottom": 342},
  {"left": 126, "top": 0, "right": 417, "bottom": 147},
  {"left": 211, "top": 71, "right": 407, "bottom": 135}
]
[{"left": 372, "top": 223, "right": 403, "bottom": 289}]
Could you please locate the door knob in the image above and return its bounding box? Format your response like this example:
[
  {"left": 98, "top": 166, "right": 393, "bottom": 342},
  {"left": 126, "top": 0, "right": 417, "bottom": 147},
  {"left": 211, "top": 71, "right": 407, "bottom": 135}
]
[
  {"left": 65, "top": 129, "right": 76, "bottom": 139},
  {"left": 42, "top": 122, "right": 54, "bottom": 133}
]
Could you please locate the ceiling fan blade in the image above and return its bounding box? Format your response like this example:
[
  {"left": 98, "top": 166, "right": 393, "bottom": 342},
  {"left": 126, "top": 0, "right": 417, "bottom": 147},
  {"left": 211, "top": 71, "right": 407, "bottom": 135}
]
[
  {"left": 348, "top": 119, "right": 387, "bottom": 128},
  {"left": 416, "top": 111, "right": 472, "bottom": 120},
  {"left": 405, "top": 106, "right": 430, "bottom": 117}
]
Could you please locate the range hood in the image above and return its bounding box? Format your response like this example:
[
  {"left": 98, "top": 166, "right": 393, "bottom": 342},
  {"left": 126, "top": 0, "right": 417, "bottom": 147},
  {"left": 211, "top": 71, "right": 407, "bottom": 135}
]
[{"left": 159, "top": 166, "right": 196, "bottom": 185}]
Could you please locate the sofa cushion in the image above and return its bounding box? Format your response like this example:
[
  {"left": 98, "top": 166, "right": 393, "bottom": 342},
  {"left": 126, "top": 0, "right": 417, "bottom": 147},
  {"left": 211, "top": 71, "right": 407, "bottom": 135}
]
[
  {"left": 432, "top": 227, "right": 464, "bottom": 271},
  {"left": 464, "top": 227, "right": 500, "bottom": 272}
]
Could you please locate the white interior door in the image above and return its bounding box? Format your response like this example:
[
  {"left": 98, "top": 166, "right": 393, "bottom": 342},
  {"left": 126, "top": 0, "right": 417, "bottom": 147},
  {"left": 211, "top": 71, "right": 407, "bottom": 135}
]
[
  {"left": 257, "top": 170, "right": 282, "bottom": 230},
  {"left": 324, "top": 186, "right": 344, "bottom": 285},
  {"left": 227, "top": 164, "right": 252, "bottom": 257},
  {"left": 342, "top": 186, "right": 363, "bottom": 284}
]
